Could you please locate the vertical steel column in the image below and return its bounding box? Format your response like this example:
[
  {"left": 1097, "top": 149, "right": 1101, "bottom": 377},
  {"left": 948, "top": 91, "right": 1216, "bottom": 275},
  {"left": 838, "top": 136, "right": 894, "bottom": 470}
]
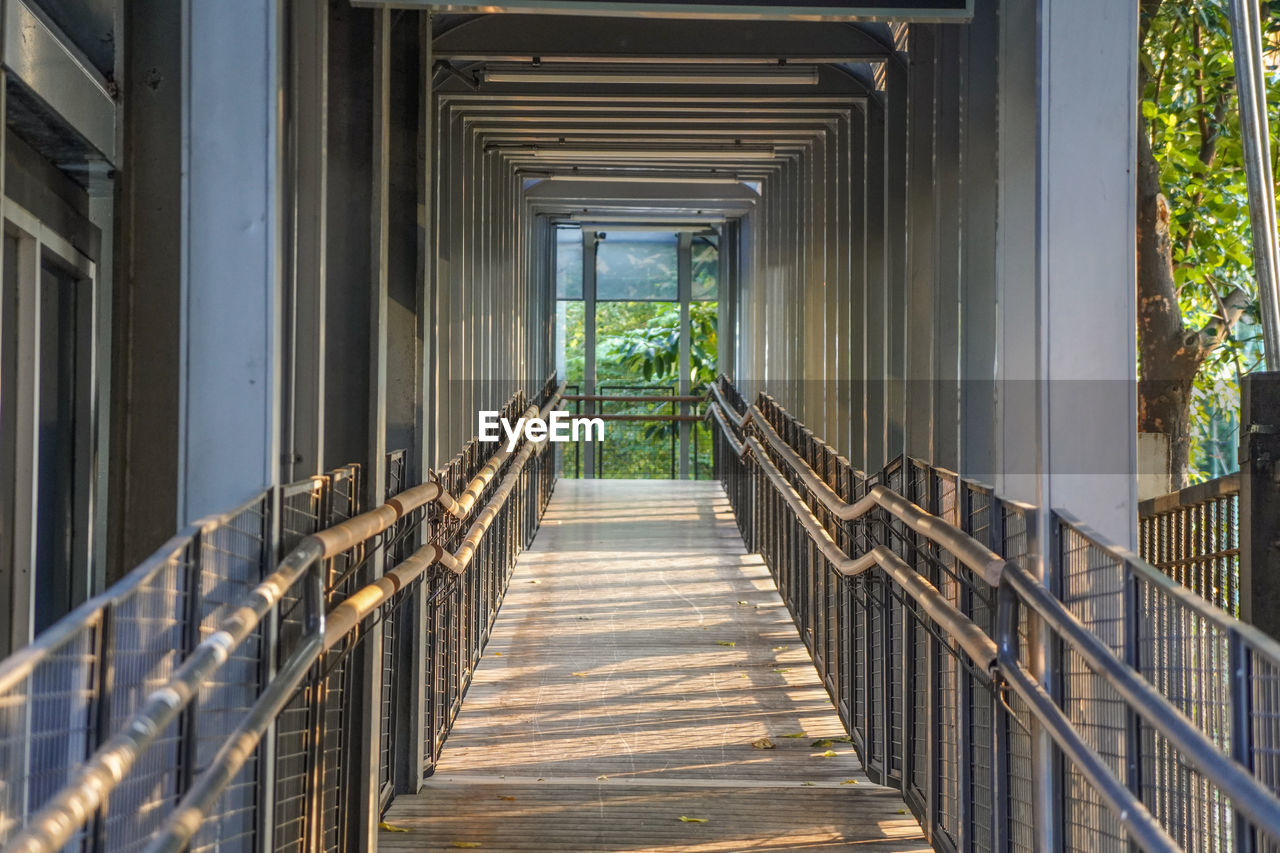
[
  {"left": 283, "top": 0, "right": 329, "bottom": 482},
  {"left": 178, "top": 0, "right": 282, "bottom": 523},
  {"left": 885, "top": 56, "right": 909, "bottom": 467},
  {"left": 848, "top": 107, "right": 868, "bottom": 473},
  {"left": 678, "top": 230, "right": 693, "bottom": 480},
  {"left": 347, "top": 9, "right": 391, "bottom": 849},
  {"left": 863, "top": 96, "right": 888, "bottom": 472},
  {"left": 904, "top": 25, "right": 937, "bottom": 465},
  {"left": 932, "top": 26, "right": 962, "bottom": 474},
  {"left": 1239, "top": 372, "right": 1280, "bottom": 638},
  {"left": 399, "top": 10, "right": 432, "bottom": 796},
  {"left": 108, "top": 0, "right": 181, "bottom": 580},
  {"left": 1228, "top": 0, "right": 1280, "bottom": 366},
  {"left": 583, "top": 229, "right": 597, "bottom": 478}
]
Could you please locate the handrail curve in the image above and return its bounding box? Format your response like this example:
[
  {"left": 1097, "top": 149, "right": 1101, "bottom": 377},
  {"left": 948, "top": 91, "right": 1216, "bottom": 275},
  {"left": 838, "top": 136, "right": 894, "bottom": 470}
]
[
  {"left": 707, "top": 376, "right": 1280, "bottom": 850},
  {"left": 3, "top": 383, "right": 564, "bottom": 853},
  {"left": 141, "top": 383, "right": 564, "bottom": 853}
]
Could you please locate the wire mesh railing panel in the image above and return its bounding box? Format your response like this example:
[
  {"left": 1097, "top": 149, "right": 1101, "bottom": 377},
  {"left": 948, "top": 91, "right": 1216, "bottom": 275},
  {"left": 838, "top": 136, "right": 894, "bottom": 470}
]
[
  {"left": 1139, "top": 476, "right": 1240, "bottom": 616},
  {"left": 710, "top": 378, "right": 1280, "bottom": 853},
  {"left": 0, "top": 624, "right": 100, "bottom": 851},
  {"left": 1136, "top": 578, "right": 1234, "bottom": 851},
  {"left": 319, "top": 465, "right": 361, "bottom": 853},
  {"left": 101, "top": 544, "right": 195, "bottom": 853},
  {"left": 190, "top": 496, "right": 272, "bottom": 853},
  {"left": 1059, "top": 527, "right": 1129, "bottom": 852},
  {"left": 379, "top": 449, "right": 410, "bottom": 808},
  {"left": 273, "top": 477, "right": 326, "bottom": 853}
]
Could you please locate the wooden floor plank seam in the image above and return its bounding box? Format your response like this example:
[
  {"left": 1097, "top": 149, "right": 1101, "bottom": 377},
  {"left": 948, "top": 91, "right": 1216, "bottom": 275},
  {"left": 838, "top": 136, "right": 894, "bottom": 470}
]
[{"left": 381, "top": 479, "right": 928, "bottom": 853}]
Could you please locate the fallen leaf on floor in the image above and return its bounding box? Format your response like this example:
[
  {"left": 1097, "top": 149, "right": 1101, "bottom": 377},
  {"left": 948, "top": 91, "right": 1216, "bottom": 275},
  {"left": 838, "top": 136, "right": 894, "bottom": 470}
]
[
  {"left": 678, "top": 816, "right": 708, "bottom": 823},
  {"left": 452, "top": 843, "right": 482, "bottom": 849},
  {"left": 752, "top": 737, "right": 775, "bottom": 750},
  {"left": 379, "top": 822, "right": 409, "bottom": 833},
  {"left": 529, "top": 580, "right": 540, "bottom": 584},
  {"left": 737, "top": 600, "right": 748, "bottom": 605},
  {"left": 841, "top": 780, "right": 859, "bottom": 785},
  {"left": 572, "top": 672, "right": 588, "bottom": 677},
  {"left": 772, "top": 646, "right": 787, "bottom": 652},
  {"left": 493, "top": 652, "right": 502, "bottom": 656},
  {"left": 497, "top": 796, "right": 516, "bottom": 801},
  {"left": 897, "top": 809, "right": 907, "bottom": 815},
  {"left": 800, "top": 781, "right": 816, "bottom": 787},
  {"left": 596, "top": 775, "right": 609, "bottom": 781},
  {"left": 739, "top": 673, "right": 748, "bottom": 678},
  {"left": 819, "top": 750, "right": 838, "bottom": 758},
  {"left": 781, "top": 732, "right": 807, "bottom": 738},
  {"left": 811, "top": 739, "right": 834, "bottom": 748},
  {"left": 716, "top": 641, "right": 736, "bottom": 647},
  {"left": 773, "top": 668, "right": 792, "bottom": 673}
]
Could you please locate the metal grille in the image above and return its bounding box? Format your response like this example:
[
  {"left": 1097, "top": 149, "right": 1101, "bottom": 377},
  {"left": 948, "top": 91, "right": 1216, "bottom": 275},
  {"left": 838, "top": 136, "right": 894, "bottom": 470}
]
[
  {"left": 709, "top": 378, "right": 1280, "bottom": 853},
  {"left": 273, "top": 477, "right": 326, "bottom": 853},
  {"left": 0, "top": 621, "right": 100, "bottom": 851},
  {"left": 0, "top": 492, "right": 274, "bottom": 853},
  {"left": 380, "top": 449, "right": 410, "bottom": 807},
  {"left": 1139, "top": 474, "right": 1240, "bottom": 616},
  {"left": 190, "top": 498, "right": 272, "bottom": 853}
]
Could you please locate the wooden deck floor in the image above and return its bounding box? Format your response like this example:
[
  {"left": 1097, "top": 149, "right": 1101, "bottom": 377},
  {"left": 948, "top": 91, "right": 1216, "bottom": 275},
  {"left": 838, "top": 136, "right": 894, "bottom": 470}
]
[{"left": 381, "top": 479, "right": 927, "bottom": 852}]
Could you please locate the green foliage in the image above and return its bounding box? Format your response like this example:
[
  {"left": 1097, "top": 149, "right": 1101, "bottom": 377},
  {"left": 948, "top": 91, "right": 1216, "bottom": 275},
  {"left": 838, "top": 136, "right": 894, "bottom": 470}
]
[
  {"left": 603, "top": 302, "right": 719, "bottom": 390},
  {"left": 1141, "top": 0, "right": 1277, "bottom": 480},
  {"left": 555, "top": 299, "right": 718, "bottom": 478}
]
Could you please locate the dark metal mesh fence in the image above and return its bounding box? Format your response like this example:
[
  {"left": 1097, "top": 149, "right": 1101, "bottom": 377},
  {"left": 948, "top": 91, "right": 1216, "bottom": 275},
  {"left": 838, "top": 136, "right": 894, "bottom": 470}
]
[{"left": 709, "top": 376, "right": 1280, "bottom": 853}]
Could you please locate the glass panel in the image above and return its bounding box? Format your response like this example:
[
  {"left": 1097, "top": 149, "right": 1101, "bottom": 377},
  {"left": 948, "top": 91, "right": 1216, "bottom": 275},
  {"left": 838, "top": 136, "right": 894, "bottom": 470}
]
[
  {"left": 692, "top": 235, "right": 719, "bottom": 302},
  {"left": 35, "top": 263, "right": 87, "bottom": 633},
  {"left": 595, "top": 231, "right": 678, "bottom": 301},
  {"left": 555, "top": 226, "right": 582, "bottom": 299},
  {"left": 556, "top": 300, "right": 585, "bottom": 387}
]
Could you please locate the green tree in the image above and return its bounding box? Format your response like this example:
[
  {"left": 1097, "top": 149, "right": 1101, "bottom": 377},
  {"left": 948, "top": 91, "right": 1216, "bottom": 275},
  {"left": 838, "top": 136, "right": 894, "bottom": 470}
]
[
  {"left": 604, "top": 302, "right": 719, "bottom": 390},
  {"left": 1138, "top": 0, "right": 1276, "bottom": 487}
]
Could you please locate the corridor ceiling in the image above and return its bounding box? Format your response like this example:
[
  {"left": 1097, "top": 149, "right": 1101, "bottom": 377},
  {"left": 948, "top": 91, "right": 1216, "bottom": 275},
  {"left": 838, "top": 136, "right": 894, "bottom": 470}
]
[{"left": 430, "top": 14, "right": 891, "bottom": 230}]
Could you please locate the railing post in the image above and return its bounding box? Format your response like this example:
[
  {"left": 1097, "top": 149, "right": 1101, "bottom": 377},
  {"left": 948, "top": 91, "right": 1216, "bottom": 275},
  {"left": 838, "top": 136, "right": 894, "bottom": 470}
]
[
  {"left": 89, "top": 606, "right": 115, "bottom": 853},
  {"left": 1238, "top": 371, "right": 1280, "bottom": 639},
  {"left": 258, "top": 489, "right": 282, "bottom": 853},
  {"left": 1229, "top": 631, "right": 1256, "bottom": 853},
  {"left": 1123, "top": 565, "right": 1143, "bottom": 853}
]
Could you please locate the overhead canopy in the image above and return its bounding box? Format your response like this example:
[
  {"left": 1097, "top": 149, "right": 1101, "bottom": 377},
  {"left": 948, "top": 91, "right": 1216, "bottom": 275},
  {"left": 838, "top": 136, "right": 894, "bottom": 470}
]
[{"left": 358, "top": 0, "right": 971, "bottom": 23}]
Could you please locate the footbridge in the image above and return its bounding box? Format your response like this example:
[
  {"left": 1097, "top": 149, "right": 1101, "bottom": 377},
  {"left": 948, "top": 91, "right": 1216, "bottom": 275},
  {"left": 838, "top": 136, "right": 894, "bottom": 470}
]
[{"left": 1, "top": 1, "right": 1280, "bottom": 852}]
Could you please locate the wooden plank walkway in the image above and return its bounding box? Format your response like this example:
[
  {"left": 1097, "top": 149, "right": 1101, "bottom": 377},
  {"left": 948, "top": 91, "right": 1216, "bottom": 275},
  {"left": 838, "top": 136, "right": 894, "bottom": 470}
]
[{"left": 381, "top": 480, "right": 927, "bottom": 852}]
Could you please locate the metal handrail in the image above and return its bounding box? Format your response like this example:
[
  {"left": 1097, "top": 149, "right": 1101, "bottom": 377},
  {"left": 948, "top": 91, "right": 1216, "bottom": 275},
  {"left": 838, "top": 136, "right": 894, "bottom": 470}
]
[
  {"left": 0, "top": 525, "right": 195, "bottom": 697},
  {"left": 745, "top": 429, "right": 997, "bottom": 669},
  {"left": 143, "top": 383, "right": 565, "bottom": 853},
  {"left": 3, "top": 384, "right": 564, "bottom": 853},
  {"left": 706, "top": 390, "right": 1007, "bottom": 588},
  {"left": 992, "top": 604, "right": 1180, "bottom": 852},
  {"left": 707, "top": 376, "right": 1280, "bottom": 849},
  {"left": 563, "top": 393, "right": 704, "bottom": 404},
  {"left": 708, "top": 379, "right": 750, "bottom": 431},
  {"left": 1060, "top": 509, "right": 1280, "bottom": 678},
  {"left": 995, "top": 559, "right": 1280, "bottom": 838}
]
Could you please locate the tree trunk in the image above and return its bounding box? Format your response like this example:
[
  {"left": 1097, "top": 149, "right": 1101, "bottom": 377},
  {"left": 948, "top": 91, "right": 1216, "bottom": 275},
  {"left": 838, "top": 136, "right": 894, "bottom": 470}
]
[{"left": 1137, "top": 124, "right": 1203, "bottom": 489}]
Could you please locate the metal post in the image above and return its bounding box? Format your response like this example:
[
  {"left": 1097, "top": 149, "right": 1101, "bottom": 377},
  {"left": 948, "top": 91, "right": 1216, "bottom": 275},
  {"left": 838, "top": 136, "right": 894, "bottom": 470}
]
[
  {"left": 583, "top": 229, "right": 597, "bottom": 478},
  {"left": 678, "top": 231, "right": 693, "bottom": 480},
  {"left": 1229, "top": 0, "right": 1280, "bottom": 368},
  {"left": 347, "top": 8, "right": 391, "bottom": 849},
  {"left": 1229, "top": 631, "right": 1257, "bottom": 853},
  {"left": 400, "top": 9, "right": 432, "bottom": 796},
  {"left": 1238, "top": 371, "right": 1280, "bottom": 638}
]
